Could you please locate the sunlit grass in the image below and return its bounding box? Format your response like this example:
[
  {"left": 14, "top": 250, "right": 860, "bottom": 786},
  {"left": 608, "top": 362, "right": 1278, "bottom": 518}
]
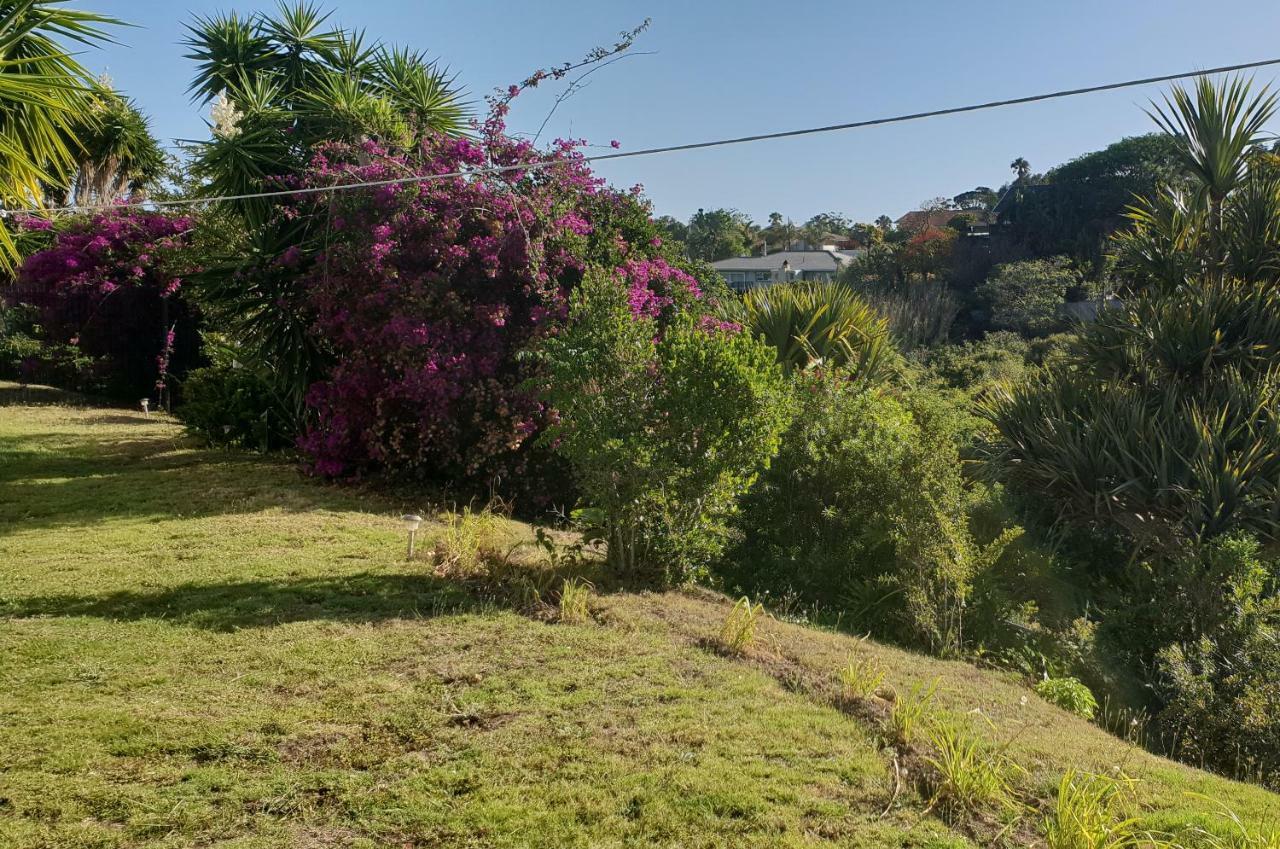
[
  {"left": 1, "top": 384, "right": 1277, "bottom": 847},
  {"left": 0, "top": 387, "right": 965, "bottom": 848}
]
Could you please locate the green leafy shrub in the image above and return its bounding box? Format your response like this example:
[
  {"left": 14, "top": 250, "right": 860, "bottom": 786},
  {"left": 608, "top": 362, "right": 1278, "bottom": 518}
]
[
  {"left": 926, "top": 331, "right": 1077, "bottom": 398},
  {"left": 976, "top": 257, "right": 1075, "bottom": 337},
  {"left": 926, "top": 332, "right": 1031, "bottom": 393},
  {"left": 0, "top": 302, "right": 41, "bottom": 379},
  {"left": 1147, "top": 536, "right": 1280, "bottom": 789},
  {"left": 535, "top": 268, "right": 792, "bottom": 586},
  {"left": 985, "top": 74, "right": 1280, "bottom": 790},
  {"left": 724, "top": 369, "right": 1012, "bottom": 652},
  {"left": 1034, "top": 677, "right": 1099, "bottom": 719},
  {"left": 177, "top": 341, "right": 294, "bottom": 451}
]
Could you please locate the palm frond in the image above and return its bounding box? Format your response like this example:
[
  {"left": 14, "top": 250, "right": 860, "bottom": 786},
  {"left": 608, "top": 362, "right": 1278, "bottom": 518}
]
[
  {"left": 0, "top": 0, "right": 120, "bottom": 268},
  {"left": 735, "top": 281, "right": 893, "bottom": 382},
  {"left": 1146, "top": 75, "right": 1279, "bottom": 206}
]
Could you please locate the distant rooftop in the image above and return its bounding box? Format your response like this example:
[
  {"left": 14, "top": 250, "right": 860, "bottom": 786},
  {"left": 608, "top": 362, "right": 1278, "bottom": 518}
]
[
  {"left": 895, "top": 209, "right": 993, "bottom": 233},
  {"left": 711, "top": 249, "right": 862, "bottom": 274}
]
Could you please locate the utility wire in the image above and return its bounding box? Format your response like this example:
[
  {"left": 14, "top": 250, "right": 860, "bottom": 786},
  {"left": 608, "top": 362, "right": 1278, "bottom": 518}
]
[{"left": 9, "top": 55, "right": 1280, "bottom": 218}]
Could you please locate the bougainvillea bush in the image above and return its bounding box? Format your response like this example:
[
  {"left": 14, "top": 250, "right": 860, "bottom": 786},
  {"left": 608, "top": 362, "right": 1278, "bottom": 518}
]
[
  {"left": 289, "top": 121, "right": 727, "bottom": 502},
  {"left": 10, "top": 210, "right": 199, "bottom": 400}
]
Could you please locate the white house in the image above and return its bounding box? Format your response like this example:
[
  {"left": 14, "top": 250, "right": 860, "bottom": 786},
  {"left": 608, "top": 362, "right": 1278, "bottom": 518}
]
[{"left": 710, "top": 249, "right": 863, "bottom": 291}]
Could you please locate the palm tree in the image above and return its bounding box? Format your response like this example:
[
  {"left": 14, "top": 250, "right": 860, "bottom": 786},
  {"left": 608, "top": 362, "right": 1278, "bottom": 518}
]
[
  {"left": 50, "top": 77, "right": 166, "bottom": 206},
  {"left": 184, "top": 2, "right": 468, "bottom": 229},
  {"left": 1010, "top": 157, "right": 1031, "bottom": 181},
  {"left": 0, "top": 1, "right": 122, "bottom": 268}
]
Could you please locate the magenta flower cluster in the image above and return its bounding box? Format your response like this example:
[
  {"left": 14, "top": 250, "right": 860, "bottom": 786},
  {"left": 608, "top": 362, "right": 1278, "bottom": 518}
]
[
  {"left": 18, "top": 210, "right": 191, "bottom": 298},
  {"left": 12, "top": 209, "right": 197, "bottom": 398},
  {"left": 289, "top": 125, "right": 717, "bottom": 496}
]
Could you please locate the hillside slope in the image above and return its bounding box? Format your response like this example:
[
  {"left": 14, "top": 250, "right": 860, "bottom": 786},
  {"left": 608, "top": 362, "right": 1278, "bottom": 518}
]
[{"left": 1, "top": 384, "right": 1276, "bottom": 848}]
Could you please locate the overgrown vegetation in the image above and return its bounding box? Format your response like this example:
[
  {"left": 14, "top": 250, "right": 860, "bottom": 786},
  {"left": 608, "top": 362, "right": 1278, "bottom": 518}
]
[
  {"left": 5, "top": 0, "right": 1280, "bottom": 810},
  {"left": 985, "top": 77, "right": 1280, "bottom": 788}
]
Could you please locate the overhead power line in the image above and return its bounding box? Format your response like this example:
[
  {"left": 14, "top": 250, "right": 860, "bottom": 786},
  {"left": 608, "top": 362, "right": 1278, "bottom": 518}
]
[{"left": 11, "top": 55, "right": 1280, "bottom": 218}]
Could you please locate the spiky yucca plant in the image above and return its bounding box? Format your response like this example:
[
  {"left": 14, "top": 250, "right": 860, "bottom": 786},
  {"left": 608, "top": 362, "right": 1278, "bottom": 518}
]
[
  {"left": 735, "top": 280, "right": 893, "bottom": 382},
  {"left": 984, "top": 277, "right": 1280, "bottom": 552},
  {"left": 56, "top": 80, "right": 165, "bottom": 206},
  {"left": 184, "top": 2, "right": 468, "bottom": 229}
]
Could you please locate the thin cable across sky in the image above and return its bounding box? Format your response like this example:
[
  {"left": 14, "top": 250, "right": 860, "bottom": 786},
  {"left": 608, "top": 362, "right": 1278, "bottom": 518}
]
[{"left": 10, "top": 55, "right": 1280, "bottom": 218}]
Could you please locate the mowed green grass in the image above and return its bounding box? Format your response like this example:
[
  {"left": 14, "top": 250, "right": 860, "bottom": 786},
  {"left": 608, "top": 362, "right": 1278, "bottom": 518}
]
[
  {"left": 0, "top": 387, "right": 970, "bottom": 848},
  {"left": 1, "top": 384, "right": 1277, "bottom": 848}
]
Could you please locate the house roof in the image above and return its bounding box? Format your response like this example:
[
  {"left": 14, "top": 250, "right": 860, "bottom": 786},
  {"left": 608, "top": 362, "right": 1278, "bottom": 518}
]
[
  {"left": 895, "top": 209, "right": 993, "bottom": 232},
  {"left": 711, "top": 250, "right": 862, "bottom": 274}
]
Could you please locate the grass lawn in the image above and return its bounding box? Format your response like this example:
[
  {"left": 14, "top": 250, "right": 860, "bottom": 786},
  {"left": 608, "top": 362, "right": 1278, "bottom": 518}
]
[{"left": 1, "top": 384, "right": 1277, "bottom": 848}]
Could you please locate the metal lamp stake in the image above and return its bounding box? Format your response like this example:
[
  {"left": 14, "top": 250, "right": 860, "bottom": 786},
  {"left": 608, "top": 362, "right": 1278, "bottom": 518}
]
[{"left": 402, "top": 514, "right": 423, "bottom": 560}]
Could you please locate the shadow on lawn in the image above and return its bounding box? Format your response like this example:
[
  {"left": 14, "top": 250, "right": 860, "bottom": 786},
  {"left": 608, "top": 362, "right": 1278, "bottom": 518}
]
[
  {"left": 0, "top": 431, "right": 373, "bottom": 535},
  {"left": 1, "top": 572, "right": 478, "bottom": 631},
  {"left": 0, "top": 383, "right": 96, "bottom": 407}
]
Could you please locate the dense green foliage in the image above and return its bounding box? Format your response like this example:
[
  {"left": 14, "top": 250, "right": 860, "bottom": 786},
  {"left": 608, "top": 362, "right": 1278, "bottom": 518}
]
[
  {"left": 986, "top": 76, "right": 1280, "bottom": 789},
  {"left": 976, "top": 257, "right": 1074, "bottom": 336},
  {"left": 987, "top": 274, "right": 1280, "bottom": 554},
  {"left": 536, "top": 270, "right": 792, "bottom": 585},
  {"left": 925, "top": 331, "right": 1074, "bottom": 399},
  {"left": 722, "top": 370, "right": 1012, "bottom": 653},
  {"left": 998, "top": 134, "right": 1183, "bottom": 267},
  {"left": 682, "top": 207, "right": 755, "bottom": 260},
  {"left": 176, "top": 340, "right": 294, "bottom": 450}
]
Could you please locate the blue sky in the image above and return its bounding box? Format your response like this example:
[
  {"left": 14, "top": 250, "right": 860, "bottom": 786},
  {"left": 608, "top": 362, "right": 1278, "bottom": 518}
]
[{"left": 90, "top": 0, "right": 1280, "bottom": 224}]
